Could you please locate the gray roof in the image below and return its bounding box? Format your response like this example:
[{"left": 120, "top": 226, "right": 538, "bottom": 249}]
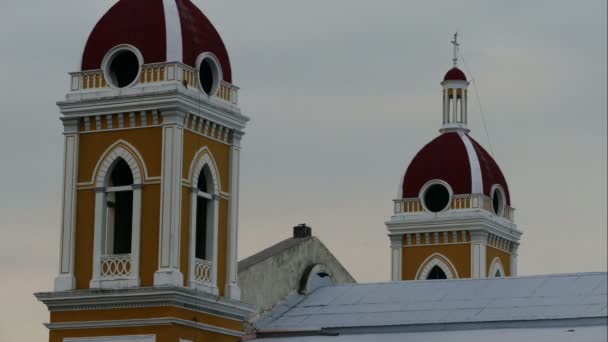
[{"left": 256, "top": 272, "right": 607, "bottom": 334}]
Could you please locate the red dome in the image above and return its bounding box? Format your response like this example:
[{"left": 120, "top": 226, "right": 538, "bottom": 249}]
[
  {"left": 443, "top": 67, "right": 467, "bottom": 82},
  {"left": 81, "top": 0, "right": 232, "bottom": 82},
  {"left": 402, "top": 132, "right": 510, "bottom": 205}
]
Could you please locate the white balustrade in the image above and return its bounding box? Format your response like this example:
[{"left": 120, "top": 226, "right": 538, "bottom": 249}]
[
  {"left": 394, "top": 193, "right": 515, "bottom": 222},
  {"left": 194, "top": 258, "right": 213, "bottom": 284},
  {"left": 100, "top": 254, "right": 132, "bottom": 279}
]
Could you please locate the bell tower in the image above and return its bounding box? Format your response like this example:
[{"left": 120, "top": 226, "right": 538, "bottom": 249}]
[
  {"left": 386, "top": 34, "right": 522, "bottom": 281},
  {"left": 36, "top": 1, "right": 253, "bottom": 341}
]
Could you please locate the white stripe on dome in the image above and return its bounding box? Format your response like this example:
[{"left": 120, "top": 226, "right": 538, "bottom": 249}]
[
  {"left": 163, "top": 0, "right": 183, "bottom": 63},
  {"left": 458, "top": 131, "right": 483, "bottom": 194}
]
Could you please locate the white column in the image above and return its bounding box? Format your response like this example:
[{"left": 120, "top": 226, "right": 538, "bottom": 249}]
[
  {"left": 459, "top": 90, "right": 464, "bottom": 123},
  {"left": 54, "top": 119, "right": 79, "bottom": 291},
  {"left": 443, "top": 89, "right": 448, "bottom": 124},
  {"left": 188, "top": 188, "right": 198, "bottom": 289},
  {"left": 470, "top": 231, "right": 488, "bottom": 278},
  {"left": 225, "top": 132, "right": 242, "bottom": 300},
  {"left": 89, "top": 188, "right": 106, "bottom": 288},
  {"left": 154, "top": 111, "right": 185, "bottom": 286},
  {"left": 452, "top": 88, "right": 458, "bottom": 123},
  {"left": 510, "top": 242, "right": 519, "bottom": 277},
  {"left": 211, "top": 194, "right": 220, "bottom": 294},
  {"left": 463, "top": 89, "right": 468, "bottom": 125},
  {"left": 129, "top": 185, "right": 143, "bottom": 287},
  {"left": 389, "top": 234, "right": 403, "bottom": 281}
]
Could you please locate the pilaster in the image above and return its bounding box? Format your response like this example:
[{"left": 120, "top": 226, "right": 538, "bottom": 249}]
[
  {"left": 389, "top": 234, "right": 403, "bottom": 281},
  {"left": 54, "top": 118, "right": 79, "bottom": 291},
  {"left": 470, "top": 230, "right": 488, "bottom": 279},
  {"left": 510, "top": 242, "right": 519, "bottom": 277},
  {"left": 225, "top": 132, "right": 242, "bottom": 300},
  {"left": 155, "top": 110, "right": 186, "bottom": 286}
]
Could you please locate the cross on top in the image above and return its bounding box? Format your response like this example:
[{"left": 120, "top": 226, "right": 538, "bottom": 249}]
[{"left": 451, "top": 32, "right": 459, "bottom": 66}]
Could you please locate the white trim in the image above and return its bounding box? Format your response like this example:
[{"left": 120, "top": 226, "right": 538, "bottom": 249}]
[
  {"left": 458, "top": 132, "right": 483, "bottom": 195},
  {"left": 91, "top": 140, "right": 149, "bottom": 186},
  {"left": 418, "top": 179, "right": 453, "bottom": 213},
  {"left": 163, "top": 0, "right": 183, "bottom": 63},
  {"left": 488, "top": 257, "right": 505, "bottom": 278},
  {"left": 47, "top": 318, "right": 243, "bottom": 337},
  {"left": 64, "top": 335, "right": 155, "bottom": 342},
  {"left": 415, "top": 253, "right": 458, "bottom": 280},
  {"left": 196, "top": 52, "right": 223, "bottom": 96},
  {"left": 101, "top": 45, "right": 144, "bottom": 89}
]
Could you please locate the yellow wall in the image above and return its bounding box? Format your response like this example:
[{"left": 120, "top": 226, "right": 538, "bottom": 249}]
[
  {"left": 78, "top": 128, "right": 163, "bottom": 183},
  {"left": 486, "top": 246, "right": 511, "bottom": 277},
  {"left": 50, "top": 326, "right": 239, "bottom": 342},
  {"left": 402, "top": 243, "right": 471, "bottom": 280}
]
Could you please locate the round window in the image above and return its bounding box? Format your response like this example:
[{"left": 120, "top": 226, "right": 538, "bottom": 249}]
[
  {"left": 106, "top": 50, "right": 140, "bottom": 88},
  {"left": 492, "top": 187, "right": 505, "bottom": 216},
  {"left": 198, "top": 57, "right": 220, "bottom": 95},
  {"left": 423, "top": 183, "right": 451, "bottom": 213}
]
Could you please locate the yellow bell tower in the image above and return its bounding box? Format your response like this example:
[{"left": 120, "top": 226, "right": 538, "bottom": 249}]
[
  {"left": 36, "top": 1, "right": 253, "bottom": 341},
  {"left": 386, "top": 34, "right": 522, "bottom": 282}
]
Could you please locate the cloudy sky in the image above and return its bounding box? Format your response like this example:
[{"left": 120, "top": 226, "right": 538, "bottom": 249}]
[{"left": 0, "top": 0, "right": 606, "bottom": 340}]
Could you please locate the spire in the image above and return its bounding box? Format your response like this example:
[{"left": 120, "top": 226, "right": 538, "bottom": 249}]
[
  {"left": 441, "top": 33, "right": 469, "bottom": 133},
  {"left": 451, "top": 32, "right": 459, "bottom": 67}
]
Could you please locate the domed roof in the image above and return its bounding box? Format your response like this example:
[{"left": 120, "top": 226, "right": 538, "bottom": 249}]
[
  {"left": 81, "top": 0, "right": 232, "bottom": 82},
  {"left": 443, "top": 67, "right": 467, "bottom": 82},
  {"left": 401, "top": 132, "right": 510, "bottom": 205}
]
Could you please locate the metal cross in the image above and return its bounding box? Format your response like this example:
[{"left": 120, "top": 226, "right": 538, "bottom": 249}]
[{"left": 451, "top": 32, "right": 459, "bottom": 66}]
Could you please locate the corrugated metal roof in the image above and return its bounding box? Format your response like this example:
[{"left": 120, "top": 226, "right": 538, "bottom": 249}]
[{"left": 256, "top": 273, "right": 607, "bottom": 332}]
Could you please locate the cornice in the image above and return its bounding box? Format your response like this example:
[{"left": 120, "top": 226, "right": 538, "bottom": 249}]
[
  {"left": 57, "top": 84, "right": 249, "bottom": 130},
  {"left": 35, "top": 287, "right": 255, "bottom": 322},
  {"left": 386, "top": 210, "right": 522, "bottom": 242}
]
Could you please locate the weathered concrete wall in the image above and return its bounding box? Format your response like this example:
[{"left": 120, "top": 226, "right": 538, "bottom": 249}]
[{"left": 238, "top": 236, "right": 355, "bottom": 318}]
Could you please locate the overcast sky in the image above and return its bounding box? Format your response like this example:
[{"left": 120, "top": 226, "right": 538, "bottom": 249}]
[{"left": 0, "top": 0, "right": 606, "bottom": 340}]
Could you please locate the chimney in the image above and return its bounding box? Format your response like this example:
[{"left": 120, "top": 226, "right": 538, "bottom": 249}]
[{"left": 293, "top": 224, "right": 312, "bottom": 238}]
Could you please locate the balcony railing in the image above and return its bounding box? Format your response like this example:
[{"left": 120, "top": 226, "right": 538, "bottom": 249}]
[
  {"left": 394, "top": 194, "right": 515, "bottom": 221},
  {"left": 194, "top": 258, "right": 213, "bottom": 284},
  {"left": 69, "top": 62, "right": 239, "bottom": 105},
  {"left": 100, "top": 254, "right": 132, "bottom": 279}
]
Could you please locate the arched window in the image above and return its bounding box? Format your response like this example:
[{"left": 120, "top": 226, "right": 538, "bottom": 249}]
[
  {"left": 188, "top": 152, "right": 220, "bottom": 295},
  {"left": 488, "top": 257, "right": 506, "bottom": 278},
  {"left": 105, "top": 159, "right": 134, "bottom": 255},
  {"left": 90, "top": 144, "right": 144, "bottom": 289},
  {"left": 427, "top": 265, "right": 448, "bottom": 280},
  {"left": 416, "top": 253, "right": 458, "bottom": 280},
  {"left": 195, "top": 168, "right": 213, "bottom": 262}
]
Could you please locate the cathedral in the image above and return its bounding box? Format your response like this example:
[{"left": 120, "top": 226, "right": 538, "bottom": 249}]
[{"left": 35, "top": 1, "right": 606, "bottom": 341}]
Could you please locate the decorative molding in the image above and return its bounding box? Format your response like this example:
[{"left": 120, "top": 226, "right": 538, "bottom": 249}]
[{"left": 415, "top": 253, "right": 458, "bottom": 280}]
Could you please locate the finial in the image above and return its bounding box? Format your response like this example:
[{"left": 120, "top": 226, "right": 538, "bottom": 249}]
[{"left": 451, "top": 32, "right": 459, "bottom": 67}]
